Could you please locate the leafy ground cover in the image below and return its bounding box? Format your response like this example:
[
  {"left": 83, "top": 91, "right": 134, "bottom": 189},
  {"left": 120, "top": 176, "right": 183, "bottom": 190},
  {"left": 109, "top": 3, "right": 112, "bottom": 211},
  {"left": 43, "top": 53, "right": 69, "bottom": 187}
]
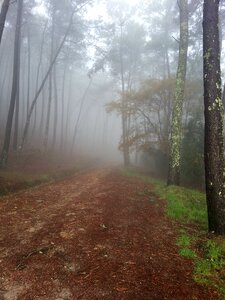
[
  {"left": 123, "top": 168, "right": 225, "bottom": 297},
  {"left": 0, "top": 168, "right": 218, "bottom": 299}
]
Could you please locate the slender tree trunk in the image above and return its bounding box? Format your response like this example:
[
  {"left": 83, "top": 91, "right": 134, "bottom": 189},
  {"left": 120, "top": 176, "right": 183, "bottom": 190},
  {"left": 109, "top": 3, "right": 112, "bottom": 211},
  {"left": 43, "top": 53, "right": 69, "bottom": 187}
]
[
  {"left": 35, "top": 21, "right": 48, "bottom": 95},
  {"left": 21, "top": 53, "right": 26, "bottom": 132},
  {"left": 39, "top": 76, "right": 46, "bottom": 136},
  {"left": 65, "top": 71, "right": 72, "bottom": 152},
  {"left": 203, "top": 0, "right": 225, "bottom": 234},
  {"left": 167, "top": 0, "right": 188, "bottom": 185},
  {"left": 13, "top": 89, "right": 20, "bottom": 150},
  {"left": 119, "top": 22, "right": 130, "bottom": 167},
  {"left": 26, "top": 25, "right": 31, "bottom": 118},
  {"left": 34, "top": 21, "right": 47, "bottom": 142},
  {"left": 20, "top": 11, "right": 75, "bottom": 151},
  {"left": 60, "top": 62, "right": 67, "bottom": 152},
  {"left": 44, "top": 3, "right": 55, "bottom": 149},
  {"left": 0, "top": 0, "right": 10, "bottom": 44},
  {"left": 51, "top": 63, "right": 58, "bottom": 150},
  {"left": 71, "top": 78, "right": 93, "bottom": 153},
  {"left": 0, "top": 0, "right": 23, "bottom": 168},
  {"left": 13, "top": 24, "right": 23, "bottom": 151},
  {"left": 0, "top": 48, "right": 11, "bottom": 117},
  {"left": 43, "top": 67, "right": 53, "bottom": 149}
]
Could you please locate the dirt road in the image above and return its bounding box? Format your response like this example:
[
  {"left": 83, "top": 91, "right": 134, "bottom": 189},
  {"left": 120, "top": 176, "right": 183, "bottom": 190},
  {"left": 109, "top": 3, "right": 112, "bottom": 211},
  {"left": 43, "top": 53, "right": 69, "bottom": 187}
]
[{"left": 0, "top": 168, "right": 218, "bottom": 299}]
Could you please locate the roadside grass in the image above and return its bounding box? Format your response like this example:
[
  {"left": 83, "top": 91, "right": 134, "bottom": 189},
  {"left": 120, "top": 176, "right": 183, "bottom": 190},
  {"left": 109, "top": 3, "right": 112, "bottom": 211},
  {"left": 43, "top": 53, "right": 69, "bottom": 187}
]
[{"left": 122, "top": 168, "right": 225, "bottom": 296}]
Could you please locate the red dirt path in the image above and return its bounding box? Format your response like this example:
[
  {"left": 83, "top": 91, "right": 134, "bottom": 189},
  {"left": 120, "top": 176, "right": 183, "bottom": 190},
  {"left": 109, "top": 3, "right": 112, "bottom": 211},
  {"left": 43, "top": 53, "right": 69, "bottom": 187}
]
[{"left": 0, "top": 168, "right": 219, "bottom": 299}]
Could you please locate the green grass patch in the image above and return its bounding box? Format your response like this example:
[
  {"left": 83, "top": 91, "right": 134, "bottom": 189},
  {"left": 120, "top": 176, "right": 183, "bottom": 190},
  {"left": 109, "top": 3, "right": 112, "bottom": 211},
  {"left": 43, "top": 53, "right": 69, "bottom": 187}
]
[
  {"left": 122, "top": 168, "right": 225, "bottom": 297},
  {"left": 176, "top": 233, "right": 192, "bottom": 247},
  {"left": 154, "top": 183, "right": 207, "bottom": 227},
  {"left": 179, "top": 248, "right": 197, "bottom": 258},
  {"left": 176, "top": 232, "right": 197, "bottom": 258},
  {"left": 123, "top": 168, "right": 207, "bottom": 228}
]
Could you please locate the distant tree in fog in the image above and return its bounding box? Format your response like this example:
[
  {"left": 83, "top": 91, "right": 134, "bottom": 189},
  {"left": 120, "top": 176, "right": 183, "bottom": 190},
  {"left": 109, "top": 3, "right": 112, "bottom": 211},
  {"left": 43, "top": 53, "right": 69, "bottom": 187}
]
[
  {"left": 20, "top": 10, "right": 76, "bottom": 151},
  {"left": 0, "top": 0, "right": 23, "bottom": 168},
  {"left": 95, "top": 10, "right": 146, "bottom": 166},
  {"left": 43, "top": 0, "right": 56, "bottom": 149}
]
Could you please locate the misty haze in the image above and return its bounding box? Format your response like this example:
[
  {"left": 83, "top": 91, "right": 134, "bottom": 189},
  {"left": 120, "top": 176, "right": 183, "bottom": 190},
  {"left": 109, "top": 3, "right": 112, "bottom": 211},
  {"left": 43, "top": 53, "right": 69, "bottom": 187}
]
[{"left": 0, "top": 0, "right": 224, "bottom": 299}]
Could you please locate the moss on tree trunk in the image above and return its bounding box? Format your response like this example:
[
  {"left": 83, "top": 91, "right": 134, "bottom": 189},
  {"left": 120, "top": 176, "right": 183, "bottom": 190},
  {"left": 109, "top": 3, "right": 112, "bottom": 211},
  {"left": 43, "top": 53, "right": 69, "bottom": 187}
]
[{"left": 168, "top": 0, "right": 188, "bottom": 186}]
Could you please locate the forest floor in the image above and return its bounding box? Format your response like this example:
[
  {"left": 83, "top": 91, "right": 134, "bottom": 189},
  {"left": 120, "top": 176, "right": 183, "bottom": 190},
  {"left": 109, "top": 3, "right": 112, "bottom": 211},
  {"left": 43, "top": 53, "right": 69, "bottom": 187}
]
[{"left": 0, "top": 168, "right": 220, "bottom": 300}]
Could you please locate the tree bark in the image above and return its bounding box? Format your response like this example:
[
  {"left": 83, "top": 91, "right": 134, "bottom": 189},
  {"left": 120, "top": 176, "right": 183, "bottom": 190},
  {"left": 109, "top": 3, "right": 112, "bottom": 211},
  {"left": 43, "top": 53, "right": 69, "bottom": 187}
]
[
  {"left": 0, "top": 0, "right": 23, "bottom": 167},
  {"left": 167, "top": 0, "right": 188, "bottom": 185},
  {"left": 203, "top": 0, "right": 225, "bottom": 234}
]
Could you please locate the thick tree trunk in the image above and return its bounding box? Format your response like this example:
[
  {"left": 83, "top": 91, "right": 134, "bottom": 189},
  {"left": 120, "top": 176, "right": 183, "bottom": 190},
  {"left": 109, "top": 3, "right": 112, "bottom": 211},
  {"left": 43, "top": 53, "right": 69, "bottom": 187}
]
[
  {"left": 0, "top": 0, "right": 10, "bottom": 44},
  {"left": 0, "top": 0, "right": 23, "bottom": 168},
  {"left": 167, "top": 0, "right": 188, "bottom": 185},
  {"left": 203, "top": 0, "right": 225, "bottom": 234}
]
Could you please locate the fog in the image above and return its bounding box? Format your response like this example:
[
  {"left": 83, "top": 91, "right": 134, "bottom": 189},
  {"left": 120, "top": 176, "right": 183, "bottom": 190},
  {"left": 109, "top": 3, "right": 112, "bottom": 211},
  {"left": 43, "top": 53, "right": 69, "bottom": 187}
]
[{"left": 0, "top": 0, "right": 224, "bottom": 185}]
